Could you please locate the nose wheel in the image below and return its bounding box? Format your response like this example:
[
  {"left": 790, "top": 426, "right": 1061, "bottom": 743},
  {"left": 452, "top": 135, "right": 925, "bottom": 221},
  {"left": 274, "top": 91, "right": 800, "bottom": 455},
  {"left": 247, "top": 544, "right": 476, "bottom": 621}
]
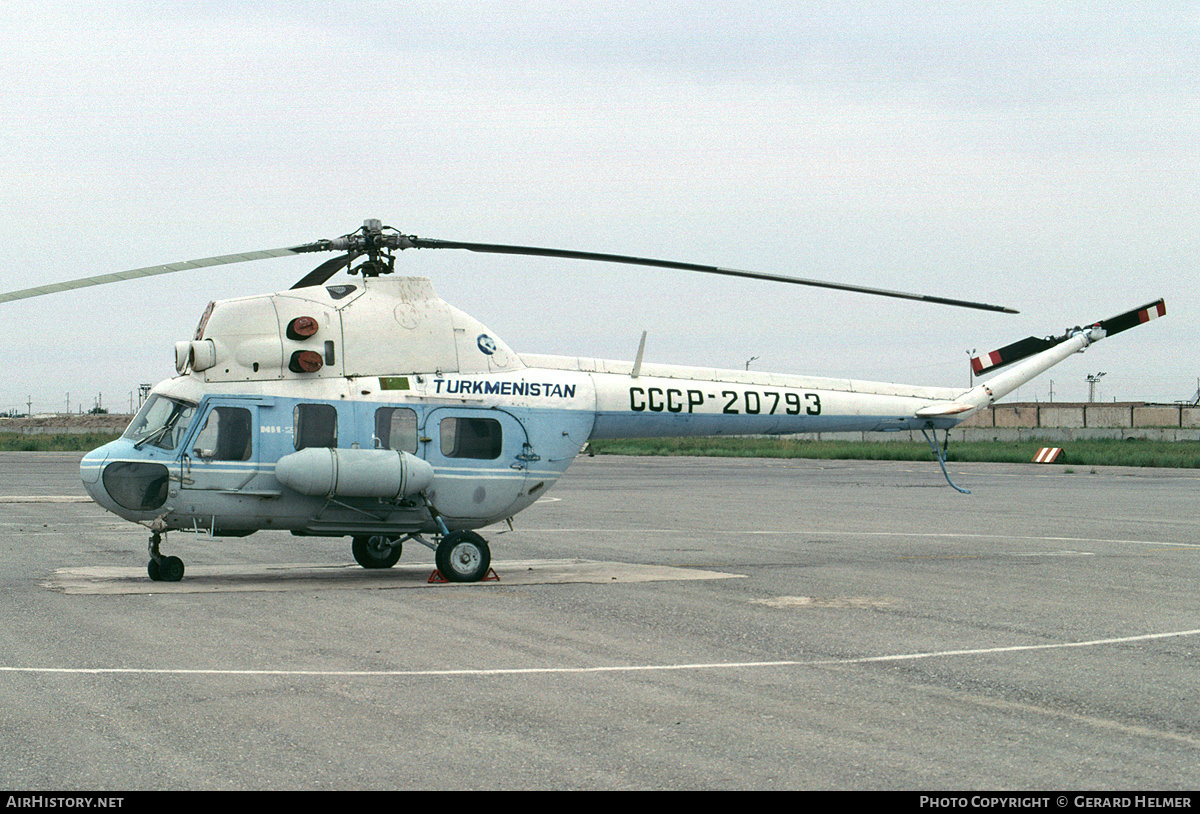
[{"left": 147, "top": 533, "right": 185, "bottom": 582}]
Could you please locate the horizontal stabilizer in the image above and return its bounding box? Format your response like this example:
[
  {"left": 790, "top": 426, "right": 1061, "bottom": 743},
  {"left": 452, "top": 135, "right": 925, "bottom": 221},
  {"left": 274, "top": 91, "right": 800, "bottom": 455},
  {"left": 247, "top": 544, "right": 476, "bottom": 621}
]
[
  {"left": 971, "top": 298, "right": 1165, "bottom": 376},
  {"left": 914, "top": 401, "right": 975, "bottom": 417}
]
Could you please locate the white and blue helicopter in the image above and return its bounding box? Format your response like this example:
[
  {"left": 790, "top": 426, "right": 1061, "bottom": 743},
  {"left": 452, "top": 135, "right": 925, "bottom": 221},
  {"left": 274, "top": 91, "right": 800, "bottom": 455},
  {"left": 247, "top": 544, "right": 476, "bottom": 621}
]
[{"left": 2, "top": 220, "right": 1165, "bottom": 582}]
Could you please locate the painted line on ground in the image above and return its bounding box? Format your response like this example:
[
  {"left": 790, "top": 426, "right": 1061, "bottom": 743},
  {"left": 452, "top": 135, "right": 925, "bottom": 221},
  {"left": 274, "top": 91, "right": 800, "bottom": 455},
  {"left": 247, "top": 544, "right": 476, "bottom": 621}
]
[
  {"left": 3, "top": 628, "right": 1197, "bottom": 678},
  {"left": 520, "top": 528, "right": 1200, "bottom": 549},
  {"left": 0, "top": 495, "right": 92, "bottom": 503}
]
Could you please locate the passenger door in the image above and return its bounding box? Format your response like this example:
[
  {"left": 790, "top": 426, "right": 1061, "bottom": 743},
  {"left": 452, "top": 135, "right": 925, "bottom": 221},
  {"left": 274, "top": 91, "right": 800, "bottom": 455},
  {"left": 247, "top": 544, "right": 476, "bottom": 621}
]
[{"left": 420, "top": 407, "right": 530, "bottom": 520}]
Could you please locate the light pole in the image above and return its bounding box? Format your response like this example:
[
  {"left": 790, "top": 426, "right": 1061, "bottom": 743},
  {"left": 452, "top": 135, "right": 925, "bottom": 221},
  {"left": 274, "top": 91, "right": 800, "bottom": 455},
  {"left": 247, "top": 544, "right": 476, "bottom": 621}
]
[{"left": 1086, "top": 372, "right": 1107, "bottom": 402}]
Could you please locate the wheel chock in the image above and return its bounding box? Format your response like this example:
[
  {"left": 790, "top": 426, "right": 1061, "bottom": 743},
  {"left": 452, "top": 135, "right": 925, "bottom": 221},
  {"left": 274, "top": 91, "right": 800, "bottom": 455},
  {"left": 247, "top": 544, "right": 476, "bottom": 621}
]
[
  {"left": 427, "top": 568, "right": 501, "bottom": 584},
  {"left": 1033, "top": 447, "right": 1064, "bottom": 463}
]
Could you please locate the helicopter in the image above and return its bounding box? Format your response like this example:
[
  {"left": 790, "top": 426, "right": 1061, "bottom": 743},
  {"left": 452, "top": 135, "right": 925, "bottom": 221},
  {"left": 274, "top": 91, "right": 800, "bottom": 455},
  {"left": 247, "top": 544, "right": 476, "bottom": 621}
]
[{"left": 1, "top": 219, "right": 1165, "bottom": 583}]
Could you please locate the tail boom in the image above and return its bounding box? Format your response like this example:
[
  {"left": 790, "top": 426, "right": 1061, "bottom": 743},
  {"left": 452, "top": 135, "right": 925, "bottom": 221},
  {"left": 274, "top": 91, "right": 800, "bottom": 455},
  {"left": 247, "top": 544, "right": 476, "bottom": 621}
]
[{"left": 920, "top": 298, "right": 1166, "bottom": 419}]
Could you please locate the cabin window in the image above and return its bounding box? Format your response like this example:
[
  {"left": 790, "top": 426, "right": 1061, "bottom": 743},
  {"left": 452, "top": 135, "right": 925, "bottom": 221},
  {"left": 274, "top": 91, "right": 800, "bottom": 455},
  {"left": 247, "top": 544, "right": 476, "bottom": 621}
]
[
  {"left": 192, "top": 406, "right": 252, "bottom": 461},
  {"left": 440, "top": 416, "right": 502, "bottom": 459},
  {"left": 375, "top": 407, "right": 418, "bottom": 453},
  {"left": 294, "top": 403, "right": 338, "bottom": 450}
]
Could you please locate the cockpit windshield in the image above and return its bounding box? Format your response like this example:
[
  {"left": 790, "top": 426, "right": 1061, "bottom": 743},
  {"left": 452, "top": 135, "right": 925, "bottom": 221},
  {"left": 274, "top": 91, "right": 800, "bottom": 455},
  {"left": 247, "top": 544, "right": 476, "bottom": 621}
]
[{"left": 123, "top": 395, "right": 198, "bottom": 451}]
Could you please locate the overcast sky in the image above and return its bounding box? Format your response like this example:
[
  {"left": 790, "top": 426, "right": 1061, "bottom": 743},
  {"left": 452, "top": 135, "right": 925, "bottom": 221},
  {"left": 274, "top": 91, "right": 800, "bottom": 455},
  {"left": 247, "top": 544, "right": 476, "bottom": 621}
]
[{"left": 1, "top": 2, "right": 1195, "bottom": 414}]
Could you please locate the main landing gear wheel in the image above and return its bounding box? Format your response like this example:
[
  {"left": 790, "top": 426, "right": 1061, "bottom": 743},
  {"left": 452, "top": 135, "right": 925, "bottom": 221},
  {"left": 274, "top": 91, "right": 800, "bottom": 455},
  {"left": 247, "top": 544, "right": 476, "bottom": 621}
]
[
  {"left": 352, "top": 535, "right": 403, "bottom": 569},
  {"left": 146, "top": 534, "right": 185, "bottom": 582},
  {"left": 435, "top": 530, "right": 491, "bottom": 583}
]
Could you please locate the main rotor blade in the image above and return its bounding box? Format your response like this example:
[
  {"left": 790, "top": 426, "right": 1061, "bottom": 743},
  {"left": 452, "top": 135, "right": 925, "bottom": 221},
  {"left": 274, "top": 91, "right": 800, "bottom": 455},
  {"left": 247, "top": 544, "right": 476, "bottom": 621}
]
[
  {"left": 405, "top": 238, "right": 1018, "bottom": 314},
  {"left": 0, "top": 247, "right": 306, "bottom": 303},
  {"left": 1, "top": 219, "right": 1018, "bottom": 315},
  {"left": 290, "top": 252, "right": 358, "bottom": 290}
]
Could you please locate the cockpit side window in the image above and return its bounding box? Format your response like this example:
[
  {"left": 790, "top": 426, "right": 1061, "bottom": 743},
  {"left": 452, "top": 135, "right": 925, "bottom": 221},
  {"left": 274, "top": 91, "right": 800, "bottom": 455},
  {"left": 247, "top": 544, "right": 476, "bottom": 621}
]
[
  {"left": 294, "top": 403, "right": 338, "bottom": 450},
  {"left": 123, "top": 395, "right": 198, "bottom": 451},
  {"left": 191, "top": 406, "right": 252, "bottom": 461}
]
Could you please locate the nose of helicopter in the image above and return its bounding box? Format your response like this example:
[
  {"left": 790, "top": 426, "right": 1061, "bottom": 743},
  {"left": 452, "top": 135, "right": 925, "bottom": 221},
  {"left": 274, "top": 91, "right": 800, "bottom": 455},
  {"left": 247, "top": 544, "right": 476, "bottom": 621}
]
[
  {"left": 79, "top": 443, "right": 171, "bottom": 518},
  {"left": 80, "top": 444, "right": 115, "bottom": 511}
]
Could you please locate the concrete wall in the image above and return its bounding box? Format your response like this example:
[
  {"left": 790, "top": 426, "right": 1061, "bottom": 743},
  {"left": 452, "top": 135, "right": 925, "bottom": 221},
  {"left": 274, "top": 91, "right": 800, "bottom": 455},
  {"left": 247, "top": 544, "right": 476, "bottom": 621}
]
[
  {"left": 1134, "top": 405, "right": 1183, "bottom": 427},
  {"left": 993, "top": 405, "right": 1042, "bottom": 428},
  {"left": 1086, "top": 404, "right": 1133, "bottom": 428},
  {"left": 1040, "top": 406, "right": 1086, "bottom": 428},
  {"left": 964, "top": 402, "right": 1190, "bottom": 429},
  {"left": 814, "top": 403, "right": 1200, "bottom": 443}
]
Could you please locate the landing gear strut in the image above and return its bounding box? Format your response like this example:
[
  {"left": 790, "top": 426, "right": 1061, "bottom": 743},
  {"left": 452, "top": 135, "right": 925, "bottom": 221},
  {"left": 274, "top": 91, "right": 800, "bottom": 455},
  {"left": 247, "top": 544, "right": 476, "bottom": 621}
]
[
  {"left": 147, "top": 532, "right": 185, "bottom": 582},
  {"left": 420, "top": 495, "right": 493, "bottom": 582}
]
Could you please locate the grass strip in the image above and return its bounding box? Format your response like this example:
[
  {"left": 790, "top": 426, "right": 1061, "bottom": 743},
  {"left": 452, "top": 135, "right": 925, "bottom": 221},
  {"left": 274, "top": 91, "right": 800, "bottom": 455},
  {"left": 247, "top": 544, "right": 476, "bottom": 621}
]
[
  {"left": 587, "top": 437, "right": 1200, "bottom": 468},
  {"left": 0, "top": 432, "right": 123, "bottom": 452}
]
